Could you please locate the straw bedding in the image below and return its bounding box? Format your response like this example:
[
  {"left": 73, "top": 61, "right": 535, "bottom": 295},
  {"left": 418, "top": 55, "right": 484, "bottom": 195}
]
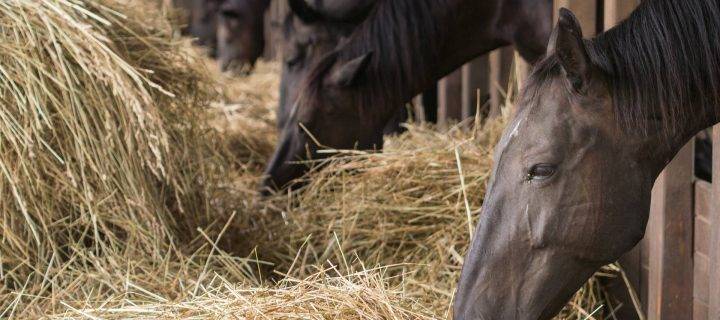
[{"left": 0, "top": 1, "right": 633, "bottom": 319}]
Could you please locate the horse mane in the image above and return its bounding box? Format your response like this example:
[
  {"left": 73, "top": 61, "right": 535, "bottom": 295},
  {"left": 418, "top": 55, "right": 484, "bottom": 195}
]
[
  {"left": 530, "top": 0, "right": 720, "bottom": 137},
  {"left": 297, "top": 0, "right": 449, "bottom": 124}
]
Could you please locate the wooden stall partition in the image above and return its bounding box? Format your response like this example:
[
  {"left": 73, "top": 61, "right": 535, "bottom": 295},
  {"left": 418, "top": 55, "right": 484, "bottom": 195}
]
[
  {"left": 554, "top": 0, "right": 598, "bottom": 36},
  {"left": 264, "top": 0, "right": 289, "bottom": 60},
  {"left": 710, "top": 126, "right": 720, "bottom": 319},
  {"left": 695, "top": 180, "right": 712, "bottom": 319},
  {"left": 437, "top": 69, "right": 463, "bottom": 129},
  {"left": 646, "top": 141, "right": 695, "bottom": 319},
  {"left": 604, "top": 0, "right": 641, "bottom": 29},
  {"left": 461, "top": 57, "right": 490, "bottom": 121},
  {"left": 487, "top": 47, "right": 514, "bottom": 118}
]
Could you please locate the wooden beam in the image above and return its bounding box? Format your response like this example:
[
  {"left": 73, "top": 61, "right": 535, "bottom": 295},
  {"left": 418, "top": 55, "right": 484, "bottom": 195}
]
[
  {"left": 695, "top": 180, "right": 712, "bottom": 320},
  {"left": 488, "top": 48, "right": 513, "bottom": 118},
  {"left": 438, "top": 68, "right": 463, "bottom": 128},
  {"left": 514, "top": 52, "right": 531, "bottom": 91},
  {"left": 604, "top": 0, "right": 639, "bottom": 29},
  {"left": 461, "top": 57, "right": 489, "bottom": 120},
  {"left": 646, "top": 141, "right": 695, "bottom": 319},
  {"left": 709, "top": 125, "right": 720, "bottom": 317},
  {"left": 554, "top": 0, "right": 598, "bottom": 36},
  {"left": 488, "top": 49, "right": 502, "bottom": 118}
]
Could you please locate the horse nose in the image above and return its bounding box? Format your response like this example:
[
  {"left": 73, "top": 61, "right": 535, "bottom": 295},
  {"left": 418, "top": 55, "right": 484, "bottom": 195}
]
[{"left": 258, "top": 178, "right": 276, "bottom": 197}]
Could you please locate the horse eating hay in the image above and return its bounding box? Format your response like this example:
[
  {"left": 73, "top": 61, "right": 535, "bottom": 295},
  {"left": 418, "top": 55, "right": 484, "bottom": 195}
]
[
  {"left": 454, "top": 0, "right": 720, "bottom": 318},
  {"left": 262, "top": 0, "right": 554, "bottom": 192}
]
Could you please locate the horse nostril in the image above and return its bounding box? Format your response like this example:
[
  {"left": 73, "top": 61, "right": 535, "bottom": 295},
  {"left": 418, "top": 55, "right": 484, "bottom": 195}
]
[{"left": 258, "top": 184, "right": 274, "bottom": 197}]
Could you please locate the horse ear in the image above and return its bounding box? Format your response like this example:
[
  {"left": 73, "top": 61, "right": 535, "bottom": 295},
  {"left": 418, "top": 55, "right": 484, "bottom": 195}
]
[
  {"left": 549, "top": 8, "right": 590, "bottom": 91},
  {"left": 329, "top": 52, "right": 373, "bottom": 87},
  {"left": 288, "top": 0, "right": 321, "bottom": 23}
]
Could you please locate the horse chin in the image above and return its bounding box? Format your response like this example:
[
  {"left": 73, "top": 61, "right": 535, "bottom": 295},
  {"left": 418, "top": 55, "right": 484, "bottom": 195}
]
[{"left": 220, "top": 60, "right": 253, "bottom": 76}]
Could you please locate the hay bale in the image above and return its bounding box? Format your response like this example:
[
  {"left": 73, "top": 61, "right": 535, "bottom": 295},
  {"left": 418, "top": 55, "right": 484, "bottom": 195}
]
[{"left": 0, "top": 0, "right": 248, "bottom": 317}]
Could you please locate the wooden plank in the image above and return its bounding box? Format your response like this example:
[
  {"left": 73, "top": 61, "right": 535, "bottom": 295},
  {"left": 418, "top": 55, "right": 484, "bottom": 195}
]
[
  {"left": 411, "top": 95, "right": 425, "bottom": 123},
  {"left": 437, "top": 68, "right": 463, "bottom": 128},
  {"left": 461, "top": 57, "right": 489, "bottom": 120},
  {"left": 709, "top": 125, "right": 720, "bottom": 317},
  {"left": 488, "top": 49, "right": 502, "bottom": 118},
  {"left": 264, "top": 0, "right": 287, "bottom": 60},
  {"left": 514, "top": 51, "right": 531, "bottom": 91},
  {"left": 604, "top": 0, "right": 640, "bottom": 29},
  {"left": 487, "top": 48, "right": 514, "bottom": 118},
  {"left": 695, "top": 180, "right": 712, "bottom": 317},
  {"left": 646, "top": 140, "right": 695, "bottom": 319},
  {"left": 554, "top": 0, "right": 598, "bottom": 36}
]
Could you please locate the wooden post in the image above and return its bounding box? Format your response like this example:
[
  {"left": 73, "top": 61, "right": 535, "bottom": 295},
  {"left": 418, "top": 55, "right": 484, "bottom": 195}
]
[
  {"left": 604, "top": 0, "right": 639, "bottom": 29},
  {"left": 514, "top": 52, "right": 531, "bottom": 91},
  {"left": 264, "top": 0, "right": 287, "bottom": 60},
  {"left": 412, "top": 95, "right": 425, "bottom": 123},
  {"left": 709, "top": 125, "right": 720, "bottom": 318},
  {"left": 438, "top": 69, "right": 463, "bottom": 128},
  {"left": 488, "top": 50, "right": 502, "bottom": 118},
  {"left": 646, "top": 141, "right": 695, "bottom": 319},
  {"left": 694, "top": 180, "right": 712, "bottom": 320},
  {"left": 487, "top": 48, "right": 514, "bottom": 118},
  {"left": 554, "top": 0, "right": 598, "bottom": 36},
  {"left": 461, "top": 57, "right": 489, "bottom": 120}
]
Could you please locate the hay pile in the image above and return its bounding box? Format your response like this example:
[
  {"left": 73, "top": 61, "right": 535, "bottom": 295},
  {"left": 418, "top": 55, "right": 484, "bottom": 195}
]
[
  {"left": 0, "top": 0, "right": 247, "bottom": 317},
  {"left": 0, "top": 1, "right": 634, "bottom": 319}
]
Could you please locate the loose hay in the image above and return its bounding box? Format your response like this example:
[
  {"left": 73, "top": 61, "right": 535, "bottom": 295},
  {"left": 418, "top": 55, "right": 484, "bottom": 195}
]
[
  {"left": 0, "top": 0, "right": 248, "bottom": 317},
  {"left": 69, "top": 266, "right": 436, "bottom": 319},
  {"left": 0, "top": 1, "right": 634, "bottom": 318}
]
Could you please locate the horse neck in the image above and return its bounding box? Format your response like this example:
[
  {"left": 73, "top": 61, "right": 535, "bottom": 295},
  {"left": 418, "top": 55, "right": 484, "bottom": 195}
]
[
  {"left": 593, "top": 0, "right": 720, "bottom": 152},
  {"left": 339, "top": 0, "right": 552, "bottom": 110}
]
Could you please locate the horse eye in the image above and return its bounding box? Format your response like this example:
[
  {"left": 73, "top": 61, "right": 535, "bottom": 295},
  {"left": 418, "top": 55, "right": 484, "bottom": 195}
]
[
  {"left": 221, "top": 10, "right": 241, "bottom": 20},
  {"left": 286, "top": 54, "right": 303, "bottom": 67},
  {"left": 528, "top": 164, "right": 557, "bottom": 181}
]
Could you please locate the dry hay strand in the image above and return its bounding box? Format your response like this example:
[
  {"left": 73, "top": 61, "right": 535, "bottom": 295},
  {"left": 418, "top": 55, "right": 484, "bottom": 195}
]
[
  {"left": 63, "top": 264, "right": 436, "bottom": 319},
  {"left": 0, "top": 0, "right": 247, "bottom": 317},
  {"left": 209, "top": 61, "right": 280, "bottom": 170}
]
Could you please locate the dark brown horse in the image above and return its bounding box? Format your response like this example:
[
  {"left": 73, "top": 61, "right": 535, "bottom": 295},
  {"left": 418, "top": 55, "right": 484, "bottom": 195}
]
[
  {"left": 217, "top": 0, "right": 271, "bottom": 73},
  {"left": 277, "top": 0, "right": 369, "bottom": 129},
  {"left": 278, "top": 0, "right": 410, "bottom": 133},
  {"left": 454, "top": 1, "right": 720, "bottom": 318},
  {"left": 262, "top": 0, "right": 554, "bottom": 192}
]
